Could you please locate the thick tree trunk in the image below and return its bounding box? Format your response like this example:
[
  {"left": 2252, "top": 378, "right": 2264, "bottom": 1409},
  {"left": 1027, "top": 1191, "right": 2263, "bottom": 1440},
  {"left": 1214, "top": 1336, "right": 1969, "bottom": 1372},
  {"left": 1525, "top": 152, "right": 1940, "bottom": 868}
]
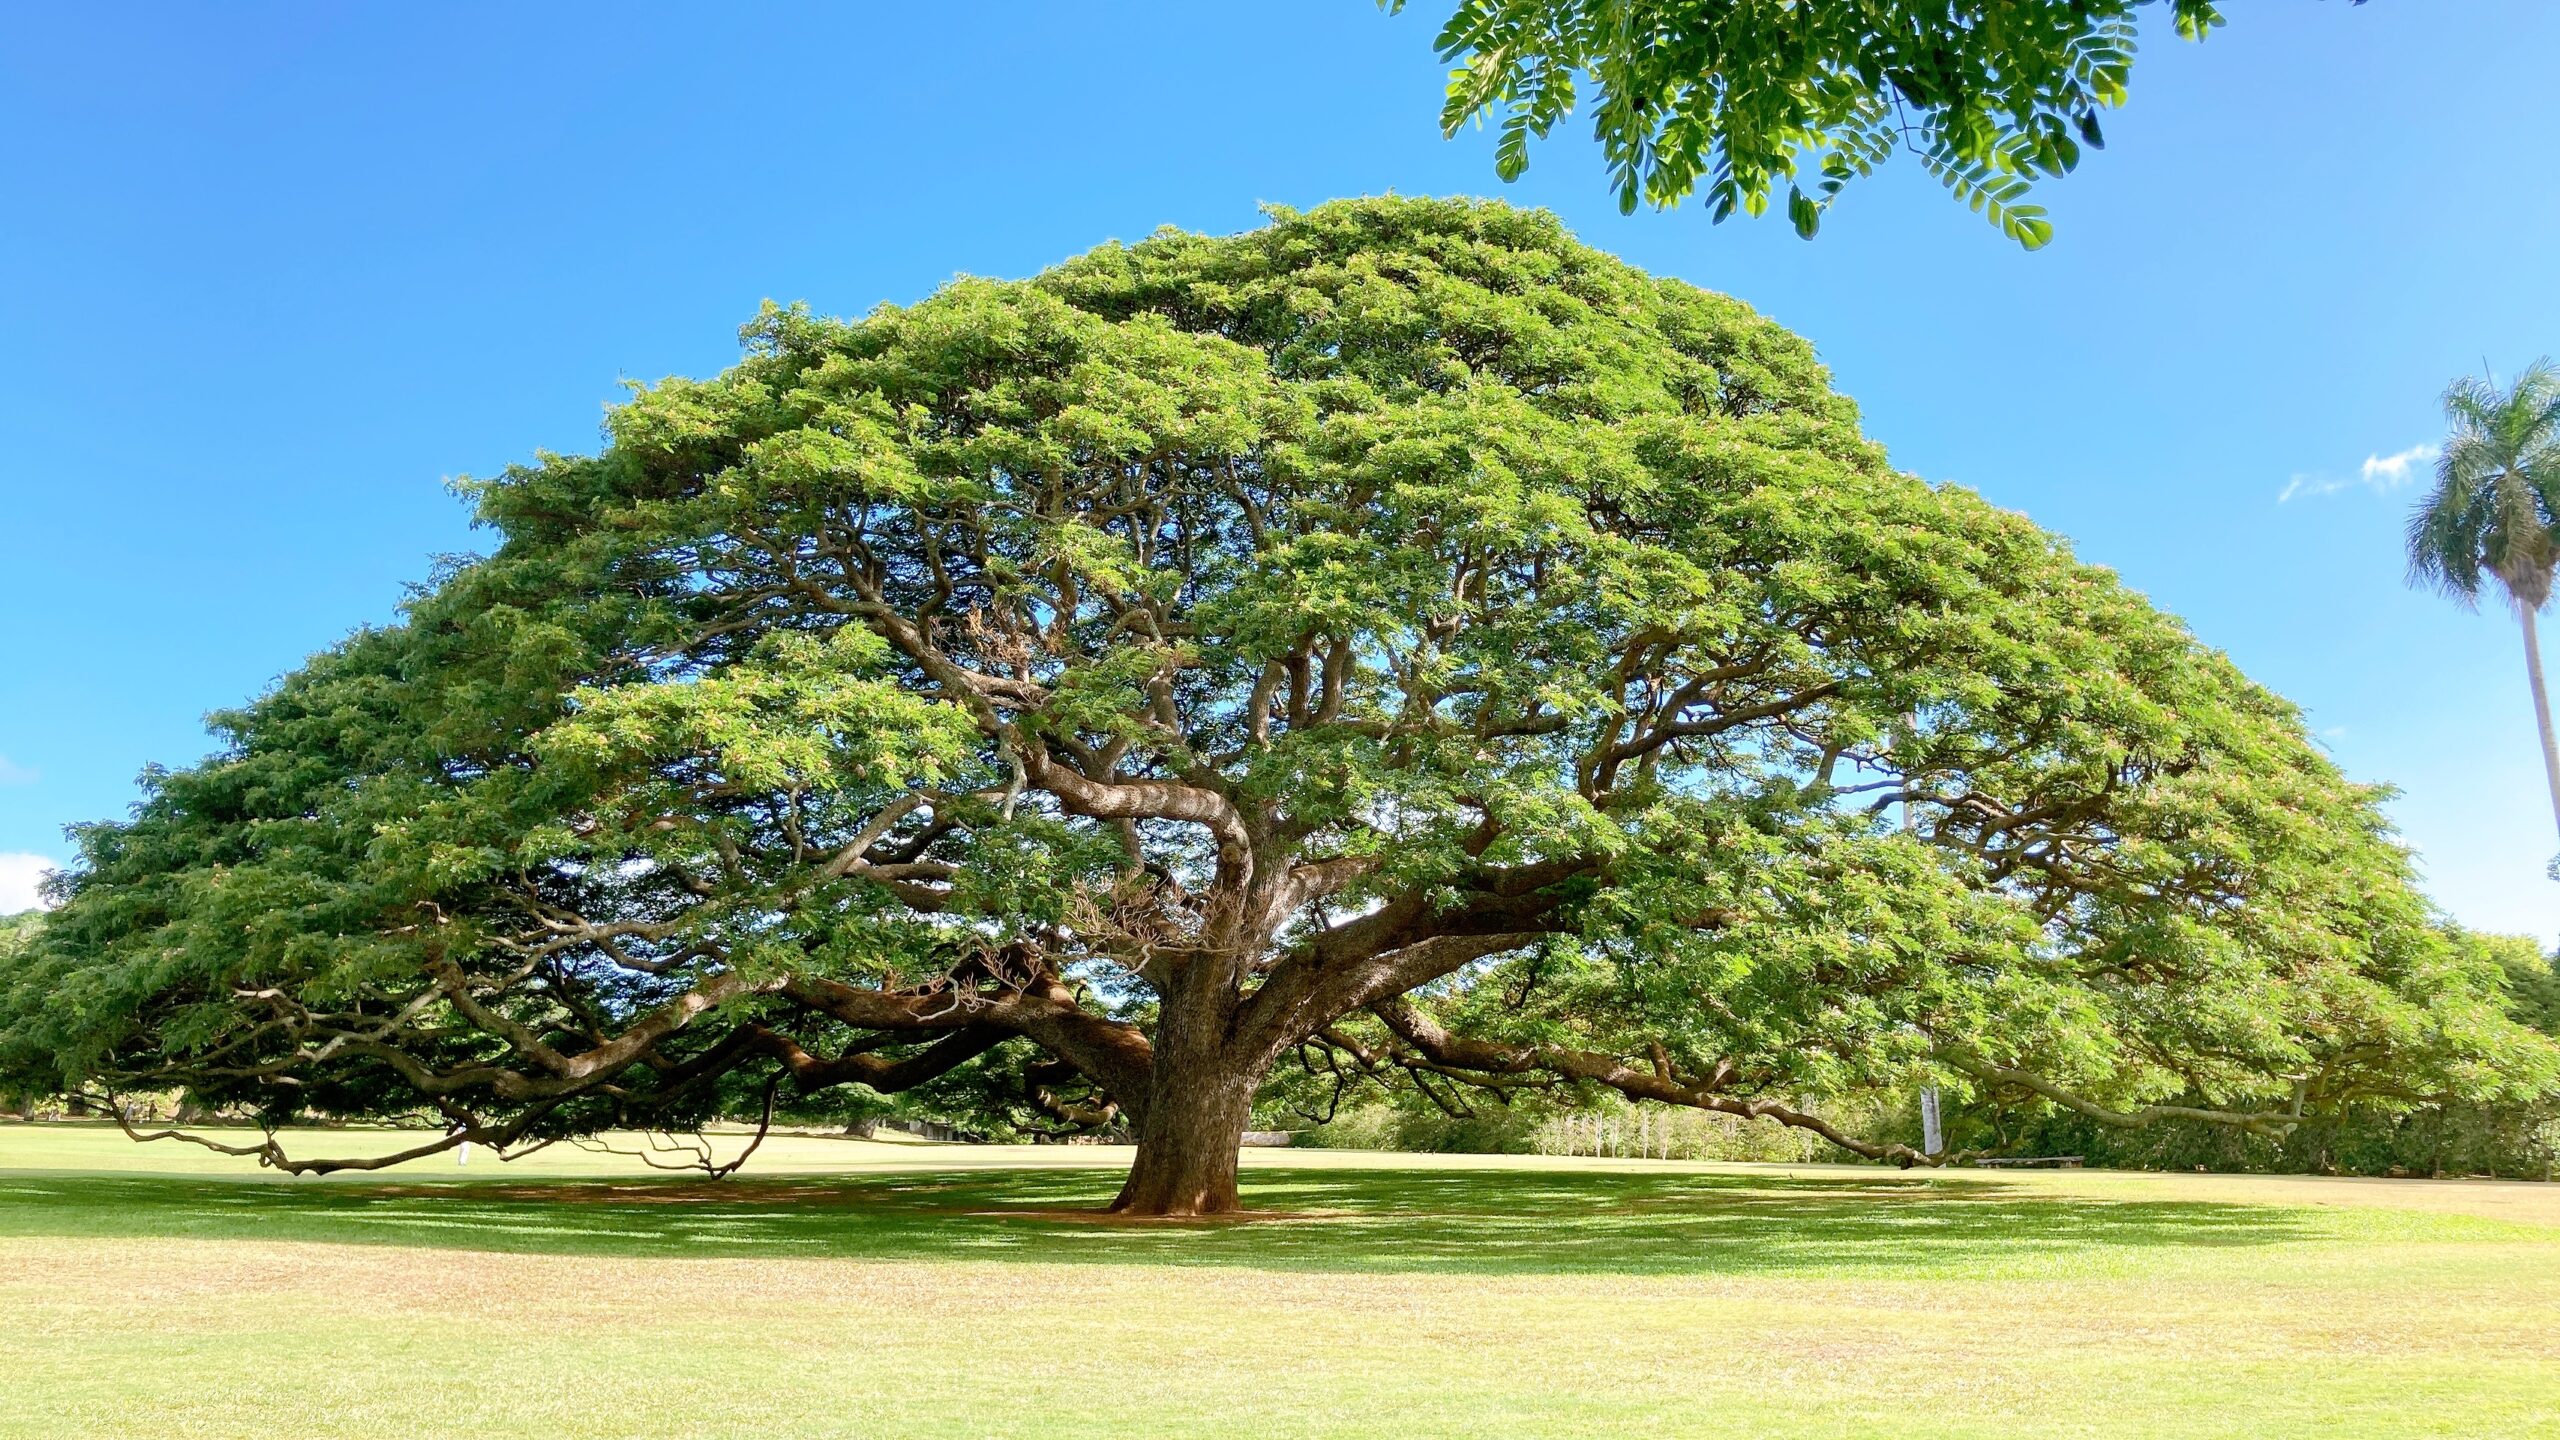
[
  {"left": 1110, "top": 1064, "right": 1258, "bottom": 1216},
  {"left": 2522, "top": 605, "right": 2560, "bottom": 852},
  {"left": 1109, "top": 954, "right": 1269, "bottom": 1216}
]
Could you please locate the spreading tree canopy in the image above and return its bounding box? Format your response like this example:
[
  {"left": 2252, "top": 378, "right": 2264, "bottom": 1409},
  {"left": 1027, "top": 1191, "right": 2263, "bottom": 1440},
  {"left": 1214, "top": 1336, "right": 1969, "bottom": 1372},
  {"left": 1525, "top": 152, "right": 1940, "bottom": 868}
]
[{"left": 2, "top": 199, "right": 2545, "bottom": 1213}]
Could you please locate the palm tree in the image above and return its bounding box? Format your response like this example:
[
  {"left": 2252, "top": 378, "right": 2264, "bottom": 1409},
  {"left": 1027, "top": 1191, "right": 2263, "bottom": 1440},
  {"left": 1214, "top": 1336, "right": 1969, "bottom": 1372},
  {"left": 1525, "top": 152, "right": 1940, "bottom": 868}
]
[{"left": 2407, "top": 359, "right": 2560, "bottom": 853}]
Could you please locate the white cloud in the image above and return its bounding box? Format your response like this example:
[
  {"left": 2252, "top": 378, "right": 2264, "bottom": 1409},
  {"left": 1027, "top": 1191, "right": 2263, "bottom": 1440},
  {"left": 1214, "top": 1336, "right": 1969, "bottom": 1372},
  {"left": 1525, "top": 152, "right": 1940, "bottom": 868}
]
[
  {"left": 0, "top": 853, "right": 60, "bottom": 913},
  {"left": 2279, "top": 442, "right": 2439, "bottom": 503},
  {"left": 2360, "top": 443, "right": 2440, "bottom": 491},
  {"left": 0, "top": 755, "right": 35, "bottom": 786}
]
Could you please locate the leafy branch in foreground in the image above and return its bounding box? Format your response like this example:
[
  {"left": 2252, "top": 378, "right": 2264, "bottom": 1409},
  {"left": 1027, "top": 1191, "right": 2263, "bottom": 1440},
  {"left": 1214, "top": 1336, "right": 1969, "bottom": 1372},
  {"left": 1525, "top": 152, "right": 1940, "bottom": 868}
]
[
  {"left": 2, "top": 198, "right": 2545, "bottom": 1214},
  {"left": 1392, "top": 1, "right": 2341, "bottom": 248}
]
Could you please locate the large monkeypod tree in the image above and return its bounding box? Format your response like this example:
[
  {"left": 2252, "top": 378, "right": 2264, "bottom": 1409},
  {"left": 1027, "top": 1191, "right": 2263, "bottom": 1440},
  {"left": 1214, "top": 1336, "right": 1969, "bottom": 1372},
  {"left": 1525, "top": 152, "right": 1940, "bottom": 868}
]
[{"left": 2, "top": 199, "right": 2547, "bottom": 1214}]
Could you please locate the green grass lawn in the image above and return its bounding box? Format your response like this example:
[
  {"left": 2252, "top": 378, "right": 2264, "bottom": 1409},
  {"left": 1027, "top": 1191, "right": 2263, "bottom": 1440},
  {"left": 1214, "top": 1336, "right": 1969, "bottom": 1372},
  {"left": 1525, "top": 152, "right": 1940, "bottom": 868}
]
[{"left": 3, "top": 1124, "right": 2554, "bottom": 1438}]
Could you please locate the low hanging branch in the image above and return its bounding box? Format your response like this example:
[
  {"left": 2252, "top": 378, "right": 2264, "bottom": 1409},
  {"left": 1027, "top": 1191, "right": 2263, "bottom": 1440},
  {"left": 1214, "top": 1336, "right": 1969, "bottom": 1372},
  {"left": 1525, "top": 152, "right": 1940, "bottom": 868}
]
[
  {"left": 568, "top": 1072, "right": 783, "bottom": 1180},
  {"left": 102, "top": 1092, "right": 570, "bottom": 1177},
  {"left": 1341, "top": 1001, "right": 1951, "bottom": 1168},
  {"left": 1943, "top": 1052, "right": 2310, "bottom": 1143}
]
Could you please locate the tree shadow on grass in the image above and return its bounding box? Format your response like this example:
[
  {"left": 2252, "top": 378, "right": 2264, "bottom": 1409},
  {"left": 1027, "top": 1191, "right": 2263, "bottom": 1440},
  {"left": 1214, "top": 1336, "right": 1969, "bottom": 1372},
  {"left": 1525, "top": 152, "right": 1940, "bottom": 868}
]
[{"left": 0, "top": 1163, "right": 2329, "bottom": 1277}]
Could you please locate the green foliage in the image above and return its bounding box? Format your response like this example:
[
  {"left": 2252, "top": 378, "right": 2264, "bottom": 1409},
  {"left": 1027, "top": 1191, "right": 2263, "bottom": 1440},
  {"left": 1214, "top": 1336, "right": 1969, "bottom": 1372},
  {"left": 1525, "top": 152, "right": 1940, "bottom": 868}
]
[
  {"left": 0, "top": 198, "right": 2543, "bottom": 1179},
  {"left": 1991, "top": 1097, "right": 2560, "bottom": 1182},
  {"left": 1393, "top": 0, "right": 2262, "bottom": 247},
  {"left": 2501, "top": 940, "right": 2560, "bottom": 1035},
  {"left": 1982, "top": 937, "right": 2560, "bottom": 1179},
  {"left": 0, "top": 915, "right": 38, "bottom": 1113},
  {"left": 2407, "top": 359, "right": 2560, "bottom": 610},
  {"left": 1297, "top": 1101, "right": 1546, "bottom": 1155}
]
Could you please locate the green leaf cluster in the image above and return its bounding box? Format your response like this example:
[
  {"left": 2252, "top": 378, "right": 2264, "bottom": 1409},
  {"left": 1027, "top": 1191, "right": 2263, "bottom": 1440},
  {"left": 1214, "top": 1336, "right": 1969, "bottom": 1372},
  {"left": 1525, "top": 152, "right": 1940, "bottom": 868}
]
[{"left": 1393, "top": 0, "right": 2246, "bottom": 248}]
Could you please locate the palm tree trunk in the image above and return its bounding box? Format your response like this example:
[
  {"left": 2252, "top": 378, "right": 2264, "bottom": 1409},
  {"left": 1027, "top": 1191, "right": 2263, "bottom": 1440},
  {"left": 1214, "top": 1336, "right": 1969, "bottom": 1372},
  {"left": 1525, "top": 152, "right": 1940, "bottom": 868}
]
[{"left": 2519, "top": 604, "right": 2560, "bottom": 849}]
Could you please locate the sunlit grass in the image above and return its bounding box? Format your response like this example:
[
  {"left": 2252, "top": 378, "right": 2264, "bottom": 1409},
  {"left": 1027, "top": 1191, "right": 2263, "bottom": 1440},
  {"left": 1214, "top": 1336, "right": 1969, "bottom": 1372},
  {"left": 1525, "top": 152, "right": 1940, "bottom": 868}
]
[{"left": 4, "top": 1123, "right": 2556, "bottom": 1438}]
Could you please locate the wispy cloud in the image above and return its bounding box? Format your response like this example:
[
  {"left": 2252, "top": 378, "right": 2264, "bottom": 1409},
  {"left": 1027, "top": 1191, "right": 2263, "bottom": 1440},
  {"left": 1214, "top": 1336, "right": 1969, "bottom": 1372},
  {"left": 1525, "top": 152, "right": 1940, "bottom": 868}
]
[
  {"left": 2361, "top": 443, "right": 2439, "bottom": 490},
  {"left": 0, "top": 755, "right": 37, "bottom": 786},
  {"left": 0, "top": 853, "right": 59, "bottom": 913},
  {"left": 2280, "top": 442, "right": 2440, "bottom": 503}
]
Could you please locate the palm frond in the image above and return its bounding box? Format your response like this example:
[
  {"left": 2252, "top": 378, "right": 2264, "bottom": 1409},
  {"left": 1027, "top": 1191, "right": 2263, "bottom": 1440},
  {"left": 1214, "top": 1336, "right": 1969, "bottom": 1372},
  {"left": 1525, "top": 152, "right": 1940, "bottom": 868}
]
[{"left": 2408, "top": 359, "right": 2560, "bottom": 612}]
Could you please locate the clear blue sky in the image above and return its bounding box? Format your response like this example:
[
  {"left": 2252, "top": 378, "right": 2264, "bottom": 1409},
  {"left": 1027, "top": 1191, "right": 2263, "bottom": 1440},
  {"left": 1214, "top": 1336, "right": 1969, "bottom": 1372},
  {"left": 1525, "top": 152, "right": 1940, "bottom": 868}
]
[{"left": 4, "top": 2, "right": 2557, "bottom": 937}]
